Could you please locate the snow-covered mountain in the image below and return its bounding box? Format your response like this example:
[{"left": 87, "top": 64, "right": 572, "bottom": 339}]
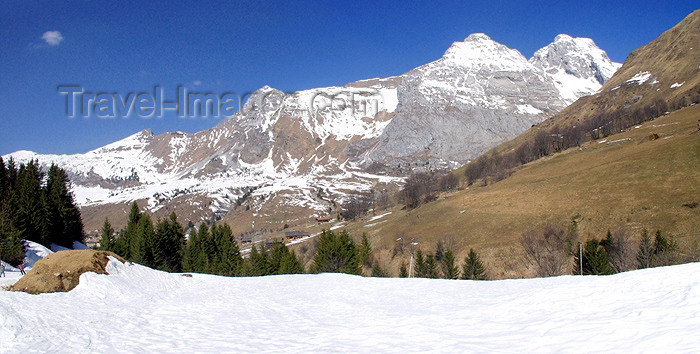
[
  {"left": 530, "top": 34, "right": 620, "bottom": 102},
  {"left": 5, "top": 33, "right": 620, "bottom": 230},
  {"left": 363, "top": 33, "right": 620, "bottom": 167}
]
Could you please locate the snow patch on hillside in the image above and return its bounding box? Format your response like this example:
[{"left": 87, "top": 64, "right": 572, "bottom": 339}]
[
  {"left": 671, "top": 81, "right": 685, "bottom": 88},
  {"left": 626, "top": 71, "right": 653, "bottom": 85}
]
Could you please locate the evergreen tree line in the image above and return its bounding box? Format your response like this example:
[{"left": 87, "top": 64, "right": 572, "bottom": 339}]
[
  {"left": 183, "top": 222, "right": 304, "bottom": 276},
  {"left": 465, "top": 93, "right": 700, "bottom": 186},
  {"left": 573, "top": 229, "right": 679, "bottom": 275},
  {"left": 97, "top": 204, "right": 683, "bottom": 279},
  {"left": 399, "top": 241, "right": 487, "bottom": 280},
  {"left": 100, "top": 209, "right": 386, "bottom": 277},
  {"left": 100, "top": 202, "right": 185, "bottom": 272},
  {"left": 100, "top": 202, "right": 306, "bottom": 276},
  {"left": 523, "top": 218, "right": 682, "bottom": 277},
  {"left": 0, "top": 158, "right": 84, "bottom": 265}
]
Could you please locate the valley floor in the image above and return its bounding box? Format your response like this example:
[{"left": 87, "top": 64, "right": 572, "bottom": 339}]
[{"left": 1, "top": 259, "right": 699, "bottom": 352}]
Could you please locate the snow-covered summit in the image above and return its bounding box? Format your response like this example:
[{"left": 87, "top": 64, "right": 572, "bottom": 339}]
[
  {"left": 442, "top": 33, "right": 531, "bottom": 72},
  {"left": 363, "top": 33, "right": 621, "bottom": 166},
  {"left": 554, "top": 33, "right": 573, "bottom": 42},
  {"left": 530, "top": 34, "right": 622, "bottom": 102},
  {"left": 93, "top": 129, "right": 155, "bottom": 153}
]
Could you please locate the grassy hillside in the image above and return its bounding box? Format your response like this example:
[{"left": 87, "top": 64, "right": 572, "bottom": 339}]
[{"left": 332, "top": 105, "right": 700, "bottom": 278}]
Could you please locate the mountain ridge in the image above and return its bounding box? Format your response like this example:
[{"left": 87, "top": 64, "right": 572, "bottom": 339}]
[{"left": 5, "top": 33, "right": 621, "bottom": 232}]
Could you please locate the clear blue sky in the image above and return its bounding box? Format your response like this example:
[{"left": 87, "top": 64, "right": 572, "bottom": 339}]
[{"left": 1, "top": 1, "right": 697, "bottom": 155}]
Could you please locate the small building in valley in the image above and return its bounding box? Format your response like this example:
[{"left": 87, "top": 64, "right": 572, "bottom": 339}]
[
  {"left": 284, "top": 230, "right": 309, "bottom": 241},
  {"left": 315, "top": 215, "right": 333, "bottom": 223},
  {"left": 239, "top": 235, "right": 253, "bottom": 245}
]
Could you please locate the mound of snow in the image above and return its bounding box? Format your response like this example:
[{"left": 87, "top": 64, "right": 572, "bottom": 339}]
[
  {"left": 50, "top": 243, "right": 70, "bottom": 252},
  {"left": 50, "top": 241, "right": 89, "bottom": 253},
  {"left": 1, "top": 258, "right": 699, "bottom": 351},
  {"left": 72, "top": 241, "right": 90, "bottom": 250},
  {"left": 23, "top": 241, "right": 54, "bottom": 269}
]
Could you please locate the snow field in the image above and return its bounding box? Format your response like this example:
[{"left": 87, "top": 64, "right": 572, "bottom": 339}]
[{"left": 1, "top": 258, "right": 699, "bottom": 352}]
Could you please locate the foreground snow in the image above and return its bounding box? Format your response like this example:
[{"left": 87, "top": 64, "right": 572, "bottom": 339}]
[{"left": 1, "top": 259, "right": 699, "bottom": 352}]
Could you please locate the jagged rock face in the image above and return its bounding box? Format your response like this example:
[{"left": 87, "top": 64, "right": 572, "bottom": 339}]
[
  {"left": 6, "top": 33, "right": 620, "bottom": 229},
  {"left": 363, "top": 33, "right": 620, "bottom": 168}
]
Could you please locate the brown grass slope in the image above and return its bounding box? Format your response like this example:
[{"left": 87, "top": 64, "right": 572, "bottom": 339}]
[
  {"left": 347, "top": 105, "right": 700, "bottom": 279},
  {"left": 10, "top": 250, "right": 125, "bottom": 294}
]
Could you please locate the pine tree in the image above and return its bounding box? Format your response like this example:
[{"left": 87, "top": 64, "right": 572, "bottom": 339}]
[
  {"left": 279, "top": 249, "right": 304, "bottom": 274},
  {"left": 13, "top": 161, "right": 49, "bottom": 245},
  {"left": 0, "top": 156, "right": 8, "bottom": 231},
  {"left": 183, "top": 226, "right": 204, "bottom": 273},
  {"left": 243, "top": 244, "right": 272, "bottom": 276},
  {"left": 0, "top": 229, "right": 24, "bottom": 266},
  {"left": 153, "top": 212, "right": 186, "bottom": 272},
  {"left": 600, "top": 230, "right": 613, "bottom": 251},
  {"left": 398, "top": 262, "right": 408, "bottom": 278},
  {"left": 441, "top": 249, "right": 459, "bottom": 279},
  {"left": 652, "top": 230, "right": 678, "bottom": 267},
  {"left": 197, "top": 223, "right": 215, "bottom": 272},
  {"left": 1, "top": 158, "right": 22, "bottom": 264},
  {"left": 269, "top": 241, "right": 286, "bottom": 273},
  {"left": 133, "top": 214, "right": 156, "bottom": 267},
  {"left": 0, "top": 158, "right": 23, "bottom": 264},
  {"left": 462, "top": 248, "right": 487, "bottom": 280},
  {"left": 311, "top": 230, "right": 361, "bottom": 275},
  {"left": 99, "top": 218, "right": 115, "bottom": 251},
  {"left": 0, "top": 156, "right": 7, "bottom": 196},
  {"left": 44, "top": 165, "right": 84, "bottom": 247},
  {"left": 637, "top": 228, "right": 654, "bottom": 269},
  {"left": 240, "top": 246, "right": 258, "bottom": 276},
  {"left": 371, "top": 263, "right": 387, "bottom": 277},
  {"left": 413, "top": 249, "right": 425, "bottom": 278},
  {"left": 358, "top": 233, "right": 373, "bottom": 268},
  {"left": 5, "top": 158, "right": 17, "bottom": 190},
  {"left": 582, "top": 239, "right": 613, "bottom": 275},
  {"left": 269, "top": 241, "right": 304, "bottom": 275},
  {"left": 423, "top": 254, "right": 439, "bottom": 278},
  {"left": 210, "top": 222, "right": 241, "bottom": 275},
  {"left": 114, "top": 202, "right": 142, "bottom": 260}
]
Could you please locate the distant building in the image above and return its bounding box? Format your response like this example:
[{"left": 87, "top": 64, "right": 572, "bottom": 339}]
[
  {"left": 284, "top": 230, "right": 309, "bottom": 241},
  {"left": 315, "top": 215, "right": 333, "bottom": 223},
  {"left": 239, "top": 235, "right": 253, "bottom": 244},
  {"left": 264, "top": 237, "right": 283, "bottom": 246}
]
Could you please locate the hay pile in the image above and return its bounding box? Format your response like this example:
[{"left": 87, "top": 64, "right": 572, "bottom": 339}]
[{"left": 10, "top": 250, "right": 125, "bottom": 294}]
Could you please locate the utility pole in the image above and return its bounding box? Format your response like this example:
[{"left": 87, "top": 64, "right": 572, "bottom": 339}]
[
  {"left": 579, "top": 242, "right": 583, "bottom": 275},
  {"left": 409, "top": 241, "right": 420, "bottom": 278}
]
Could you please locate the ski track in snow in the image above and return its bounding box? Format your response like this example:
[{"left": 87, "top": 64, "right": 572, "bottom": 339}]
[{"left": 1, "top": 259, "right": 699, "bottom": 352}]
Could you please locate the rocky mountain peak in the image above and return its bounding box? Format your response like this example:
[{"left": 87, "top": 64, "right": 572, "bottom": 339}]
[
  {"left": 441, "top": 33, "right": 529, "bottom": 71},
  {"left": 529, "top": 35, "right": 622, "bottom": 102},
  {"left": 554, "top": 33, "right": 573, "bottom": 42},
  {"left": 464, "top": 33, "right": 492, "bottom": 42}
]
